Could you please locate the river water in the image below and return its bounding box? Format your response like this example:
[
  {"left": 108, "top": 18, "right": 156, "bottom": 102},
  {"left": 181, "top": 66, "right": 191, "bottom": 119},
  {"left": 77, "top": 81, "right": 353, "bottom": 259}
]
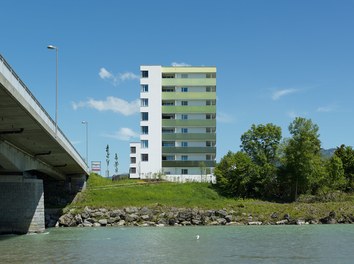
[{"left": 0, "top": 225, "right": 353, "bottom": 263}]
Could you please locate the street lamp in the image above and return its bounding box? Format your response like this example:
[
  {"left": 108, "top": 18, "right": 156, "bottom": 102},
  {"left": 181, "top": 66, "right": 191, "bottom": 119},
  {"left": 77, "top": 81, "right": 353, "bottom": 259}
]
[
  {"left": 47, "top": 45, "right": 58, "bottom": 135},
  {"left": 82, "top": 121, "right": 88, "bottom": 164}
]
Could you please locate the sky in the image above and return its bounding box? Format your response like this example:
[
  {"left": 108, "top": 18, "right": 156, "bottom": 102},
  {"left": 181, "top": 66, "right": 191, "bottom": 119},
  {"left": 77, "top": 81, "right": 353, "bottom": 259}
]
[{"left": 1, "top": 0, "right": 354, "bottom": 175}]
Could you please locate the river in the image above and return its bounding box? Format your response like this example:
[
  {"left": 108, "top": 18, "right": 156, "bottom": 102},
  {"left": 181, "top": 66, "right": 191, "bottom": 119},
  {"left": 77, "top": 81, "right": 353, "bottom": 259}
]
[{"left": 0, "top": 225, "right": 353, "bottom": 263}]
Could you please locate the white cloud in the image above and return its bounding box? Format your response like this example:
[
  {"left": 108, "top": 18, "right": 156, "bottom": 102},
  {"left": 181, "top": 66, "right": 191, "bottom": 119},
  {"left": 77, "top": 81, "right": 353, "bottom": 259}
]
[
  {"left": 317, "top": 104, "right": 337, "bottom": 113},
  {"left": 99, "top": 67, "right": 113, "bottom": 79},
  {"left": 217, "top": 112, "right": 235, "bottom": 124},
  {"left": 72, "top": 96, "right": 140, "bottom": 116},
  {"left": 98, "top": 67, "right": 139, "bottom": 86},
  {"left": 171, "top": 62, "right": 191, "bottom": 67},
  {"left": 103, "top": 127, "right": 139, "bottom": 141},
  {"left": 287, "top": 111, "right": 308, "bottom": 119},
  {"left": 119, "top": 72, "right": 139, "bottom": 81},
  {"left": 272, "top": 88, "right": 299, "bottom": 100}
]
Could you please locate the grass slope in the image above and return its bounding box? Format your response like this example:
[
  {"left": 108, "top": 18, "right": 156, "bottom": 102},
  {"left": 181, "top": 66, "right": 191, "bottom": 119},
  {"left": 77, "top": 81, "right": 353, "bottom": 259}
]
[{"left": 70, "top": 174, "right": 354, "bottom": 221}]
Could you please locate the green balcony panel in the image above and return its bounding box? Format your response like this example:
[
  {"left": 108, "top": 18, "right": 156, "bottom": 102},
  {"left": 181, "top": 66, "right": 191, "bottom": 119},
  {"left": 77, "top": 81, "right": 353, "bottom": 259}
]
[
  {"left": 161, "top": 67, "right": 216, "bottom": 73},
  {"left": 162, "top": 119, "right": 216, "bottom": 127},
  {"left": 162, "top": 78, "right": 216, "bottom": 87},
  {"left": 162, "top": 92, "right": 216, "bottom": 100},
  {"left": 162, "top": 106, "right": 216, "bottom": 114},
  {"left": 162, "top": 160, "right": 216, "bottom": 168},
  {"left": 162, "top": 147, "right": 216, "bottom": 154},
  {"left": 162, "top": 133, "right": 216, "bottom": 141}
]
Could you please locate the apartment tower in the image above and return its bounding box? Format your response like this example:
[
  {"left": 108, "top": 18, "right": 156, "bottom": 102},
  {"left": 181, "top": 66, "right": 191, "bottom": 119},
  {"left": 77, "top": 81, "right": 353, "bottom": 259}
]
[{"left": 129, "top": 66, "right": 216, "bottom": 182}]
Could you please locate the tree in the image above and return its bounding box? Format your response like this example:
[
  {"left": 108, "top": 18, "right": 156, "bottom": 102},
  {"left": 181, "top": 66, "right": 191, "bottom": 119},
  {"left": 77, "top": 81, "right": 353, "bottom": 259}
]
[
  {"left": 240, "top": 123, "right": 282, "bottom": 198},
  {"left": 114, "top": 153, "right": 119, "bottom": 175},
  {"left": 323, "top": 155, "right": 346, "bottom": 191},
  {"left": 214, "top": 151, "right": 259, "bottom": 198},
  {"left": 105, "top": 144, "right": 110, "bottom": 177},
  {"left": 282, "top": 117, "right": 322, "bottom": 200},
  {"left": 334, "top": 144, "right": 354, "bottom": 190},
  {"left": 240, "top": 123, "right": 282, "bottom": 166}
]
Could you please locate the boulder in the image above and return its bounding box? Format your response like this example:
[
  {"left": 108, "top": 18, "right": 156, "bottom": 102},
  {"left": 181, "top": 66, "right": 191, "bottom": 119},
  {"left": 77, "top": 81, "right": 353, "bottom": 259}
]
[{"left": 98, "top": 219, "right": 108, "bottom": 226}]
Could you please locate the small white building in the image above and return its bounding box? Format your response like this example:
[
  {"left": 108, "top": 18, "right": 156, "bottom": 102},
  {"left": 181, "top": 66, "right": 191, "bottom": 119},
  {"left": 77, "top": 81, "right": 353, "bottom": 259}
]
[{"left": 129, "top": 65, "right": 217, "bottom": 183}]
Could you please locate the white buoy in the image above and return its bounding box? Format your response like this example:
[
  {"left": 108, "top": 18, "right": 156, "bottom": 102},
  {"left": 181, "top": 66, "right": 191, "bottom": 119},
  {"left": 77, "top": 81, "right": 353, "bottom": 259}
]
[{"left": 196, "top": 235, "right": 200, "bottom": 240}]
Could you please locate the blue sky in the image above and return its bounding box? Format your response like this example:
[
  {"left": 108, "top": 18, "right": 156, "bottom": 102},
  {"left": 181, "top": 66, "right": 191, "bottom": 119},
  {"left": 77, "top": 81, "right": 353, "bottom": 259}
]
[{"left": 2, "top": 0, "right": 354, "bottom": 174}]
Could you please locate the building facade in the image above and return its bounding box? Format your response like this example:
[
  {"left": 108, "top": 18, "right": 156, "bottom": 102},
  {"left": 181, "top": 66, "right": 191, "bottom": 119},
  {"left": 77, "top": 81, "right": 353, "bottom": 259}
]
[{"left": 129, "top": 65, "right": 216, "bottom": 182}]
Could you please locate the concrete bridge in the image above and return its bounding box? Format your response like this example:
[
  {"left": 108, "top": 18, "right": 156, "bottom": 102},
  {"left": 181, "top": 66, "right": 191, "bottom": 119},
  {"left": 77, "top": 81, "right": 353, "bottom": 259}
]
[{"left": 0, "top": 54, "right": 89, "bottom": 234}]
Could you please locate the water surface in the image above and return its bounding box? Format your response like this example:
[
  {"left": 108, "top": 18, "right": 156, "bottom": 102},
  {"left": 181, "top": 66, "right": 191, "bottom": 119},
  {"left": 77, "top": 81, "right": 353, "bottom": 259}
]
[{"left": 0, "top": 225, "right": 353, "bottom": 263}]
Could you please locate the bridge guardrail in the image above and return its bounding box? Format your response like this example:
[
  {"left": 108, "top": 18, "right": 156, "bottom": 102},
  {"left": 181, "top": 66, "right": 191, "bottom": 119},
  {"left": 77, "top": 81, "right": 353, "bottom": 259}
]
[{"left": 0, "top": 53, "right": 88, "bottom": 172}]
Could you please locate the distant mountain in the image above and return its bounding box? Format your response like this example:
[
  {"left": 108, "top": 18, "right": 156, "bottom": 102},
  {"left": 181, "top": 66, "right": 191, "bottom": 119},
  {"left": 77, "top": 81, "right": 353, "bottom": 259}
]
[{"left": 320, "top": 148, "right": 336, "bottom": 159}]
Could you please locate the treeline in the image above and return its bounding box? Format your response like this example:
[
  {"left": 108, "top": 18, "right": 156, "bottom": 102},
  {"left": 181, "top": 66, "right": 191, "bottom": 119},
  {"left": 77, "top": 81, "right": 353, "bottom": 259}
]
[{"left": 215, "top": 117, "right": 354, "bottom": 201}]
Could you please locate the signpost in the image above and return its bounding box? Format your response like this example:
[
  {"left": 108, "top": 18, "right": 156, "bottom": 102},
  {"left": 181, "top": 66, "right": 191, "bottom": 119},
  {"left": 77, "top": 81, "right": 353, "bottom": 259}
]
[{"left": 91, "top": 161, "right": 101, "bottom": 175}]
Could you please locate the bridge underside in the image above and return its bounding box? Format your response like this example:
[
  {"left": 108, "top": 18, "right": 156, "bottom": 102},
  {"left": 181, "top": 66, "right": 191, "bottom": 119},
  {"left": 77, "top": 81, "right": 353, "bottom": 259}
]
[{"left": 0, "top": 56, "right": 88, "bottom": 234}]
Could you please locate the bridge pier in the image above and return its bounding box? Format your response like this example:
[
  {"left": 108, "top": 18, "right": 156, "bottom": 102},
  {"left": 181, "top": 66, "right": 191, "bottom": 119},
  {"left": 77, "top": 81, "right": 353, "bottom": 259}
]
[{"left": 0, "top": 176, "right": 45, "bottom": 234}]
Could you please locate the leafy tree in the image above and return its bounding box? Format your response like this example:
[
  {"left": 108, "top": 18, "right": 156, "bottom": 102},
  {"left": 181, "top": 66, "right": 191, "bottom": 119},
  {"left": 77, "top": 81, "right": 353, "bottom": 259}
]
[
  {"left": 240, "top": 123, "right": 282, "bottom": 165},
  {"left": 334, "top": 144, "right": 354, "bottom": 190},
  {"left": 215, "top": 151, "right": 259, "bottom": 198},
  {"left": 282, "top": 117, "right": 322, "bottom": 200},
  {"left": 240, "top": 123, "right": 282, "bottom": 198},
  {"left": 323, "top": 155, "right": 346, "bottom": 191}
]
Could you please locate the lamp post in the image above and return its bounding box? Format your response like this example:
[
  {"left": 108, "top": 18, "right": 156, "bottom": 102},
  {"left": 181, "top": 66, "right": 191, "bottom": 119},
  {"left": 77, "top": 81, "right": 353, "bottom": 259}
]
[
  {"left": 82, "top": 121, "right": 88, "bottom": 164},
  {"left": 47, "top": 45, "right": 58, "bottom": 135}
]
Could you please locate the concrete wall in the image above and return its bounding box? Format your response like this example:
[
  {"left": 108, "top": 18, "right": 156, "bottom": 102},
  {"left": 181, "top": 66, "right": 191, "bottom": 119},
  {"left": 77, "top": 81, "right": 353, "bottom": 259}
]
[{"left": 0, "top": 178, "right": 45, "bottom": 234}]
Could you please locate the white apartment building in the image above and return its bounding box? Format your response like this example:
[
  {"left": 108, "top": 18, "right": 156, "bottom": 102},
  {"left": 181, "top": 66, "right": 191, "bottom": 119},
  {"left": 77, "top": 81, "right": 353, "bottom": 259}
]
[{"left": 129, "top": 66, "right": 216, "bottom": 182}]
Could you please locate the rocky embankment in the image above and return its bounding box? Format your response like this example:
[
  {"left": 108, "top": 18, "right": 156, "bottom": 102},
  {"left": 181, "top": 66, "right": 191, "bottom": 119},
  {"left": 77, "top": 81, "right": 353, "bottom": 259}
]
[{"left": 55, "top": 206, "right": 354, "bottom": 228}]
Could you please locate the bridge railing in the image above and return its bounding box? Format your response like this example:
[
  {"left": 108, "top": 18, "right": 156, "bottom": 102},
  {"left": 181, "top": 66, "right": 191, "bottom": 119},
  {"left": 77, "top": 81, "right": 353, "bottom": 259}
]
[{"left": 0, "top": 53, "right": 88, "bottom": 172}]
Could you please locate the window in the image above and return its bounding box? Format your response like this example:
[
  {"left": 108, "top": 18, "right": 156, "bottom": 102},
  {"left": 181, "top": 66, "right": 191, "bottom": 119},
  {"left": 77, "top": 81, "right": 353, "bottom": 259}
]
[
  {"left": 162, "top": 87, "right": 175, "bottom": 92},
  {"left": 141, "top": 126, "right": 148, "bottom": 134},
  {"left": 130, "top": 167, "right": 136, "bottom": 173},
  {"left": 162, "top": 141, "right": 175, "bottom": 147},
  {"left": 206, "top": 141, "right": 216, "bottom": 147},
  {"left": 141, "top": 112, "right": 149, "bottom": 121},
  {"left": 181, "top": 142, "right": 188, "bottom": 147},
  {"left": 206, "top": 100, "right": 216, "bottom": 106},
  {"left": 141, "top": 140, "right": 148, "bottom": 148},
  {"left": 130, "top": 146, "right": 136, "bottom": 154},
  {"left": 181, "top": 87, "right": 188, "bottom": 92},
  {"left": 141, "top": 98, "right": 148, "bottom": 107},
  {"left": 141, "top": 85, "right": 149, "bottom": 92},
  {"left": 162, "top": 128, "right": 174, "bottom": 133},
  {"left": 141, "top": 154, "right": 149, "bottom": 161},
  {"left": 206, "top": 155, "right": 215, "bottom": 161},
  {"left": 206, "top": 73, "right": 216, "bottom": 78},
  {"left": 162, "top": 155, "right": 175, "bottom": 161},
  {"left": 181, "top": 74, "right": 188, "bottom": 78},
  {"left": 162, "top": 100, "right": 174, "bottom": 106},
  {"left": 181, "top": 155, "right": 188, "bottom": 161},
  {"left": 206, "top": 86, "right": 216, "bottom": 92},
  {"left": 162, "top": 114, "right": 175, "bottom": 119},
  {"left": 206, "top": 127, "right": 216, "bottom": 133},
  {"left": 182, "top": 114, "right": 188, "bottom": 120},
  {"left": 181, "top": 169, "right": 188, "bottom": 175},
  {"left": 181, "top": 101, "right": 188, "bottom": 106},
  {"left": 141, "top": 71, "right": 148, "bottom": 78},
  {"left": 181, "top": 128, "right": 188, "bottom": 133},
  {"left": 130, "top": 157, "right": 136, "bottom": 164},
  {"left": 206, "top": 114, "right": 216, "bottom": 119},
  {"left": 162, "top": 73, "right": 175, "bottom": 78}
]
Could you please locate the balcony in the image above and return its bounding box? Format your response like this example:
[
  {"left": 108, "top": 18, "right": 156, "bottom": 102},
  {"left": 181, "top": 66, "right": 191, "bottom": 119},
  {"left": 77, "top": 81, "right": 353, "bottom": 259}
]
[
  {"left": 162, "top": 147, "right": 216, "bottom": 154},
  {"left": 162, "top": 105, "right": 216, "bottom": 114},
  {"left": 162, "top": 133, "right": 216, "bottom": 141},
  {"left": 162, "top": 160, "right": 216, "bottom": 167},
  {"left": 162, "top": 92, "right": 216, "bottom": 100},
  {"left": 162, "top": 119, "right": 216, "bottom": 127},
  {"left": 162, "top": 78, "right": 216, "bottom": 87}
]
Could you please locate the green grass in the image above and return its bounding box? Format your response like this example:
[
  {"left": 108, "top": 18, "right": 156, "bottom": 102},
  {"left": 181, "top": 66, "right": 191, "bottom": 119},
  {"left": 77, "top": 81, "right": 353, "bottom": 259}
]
[{"left": 70, "top": 173, "right": 354, "bottom": 221}]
